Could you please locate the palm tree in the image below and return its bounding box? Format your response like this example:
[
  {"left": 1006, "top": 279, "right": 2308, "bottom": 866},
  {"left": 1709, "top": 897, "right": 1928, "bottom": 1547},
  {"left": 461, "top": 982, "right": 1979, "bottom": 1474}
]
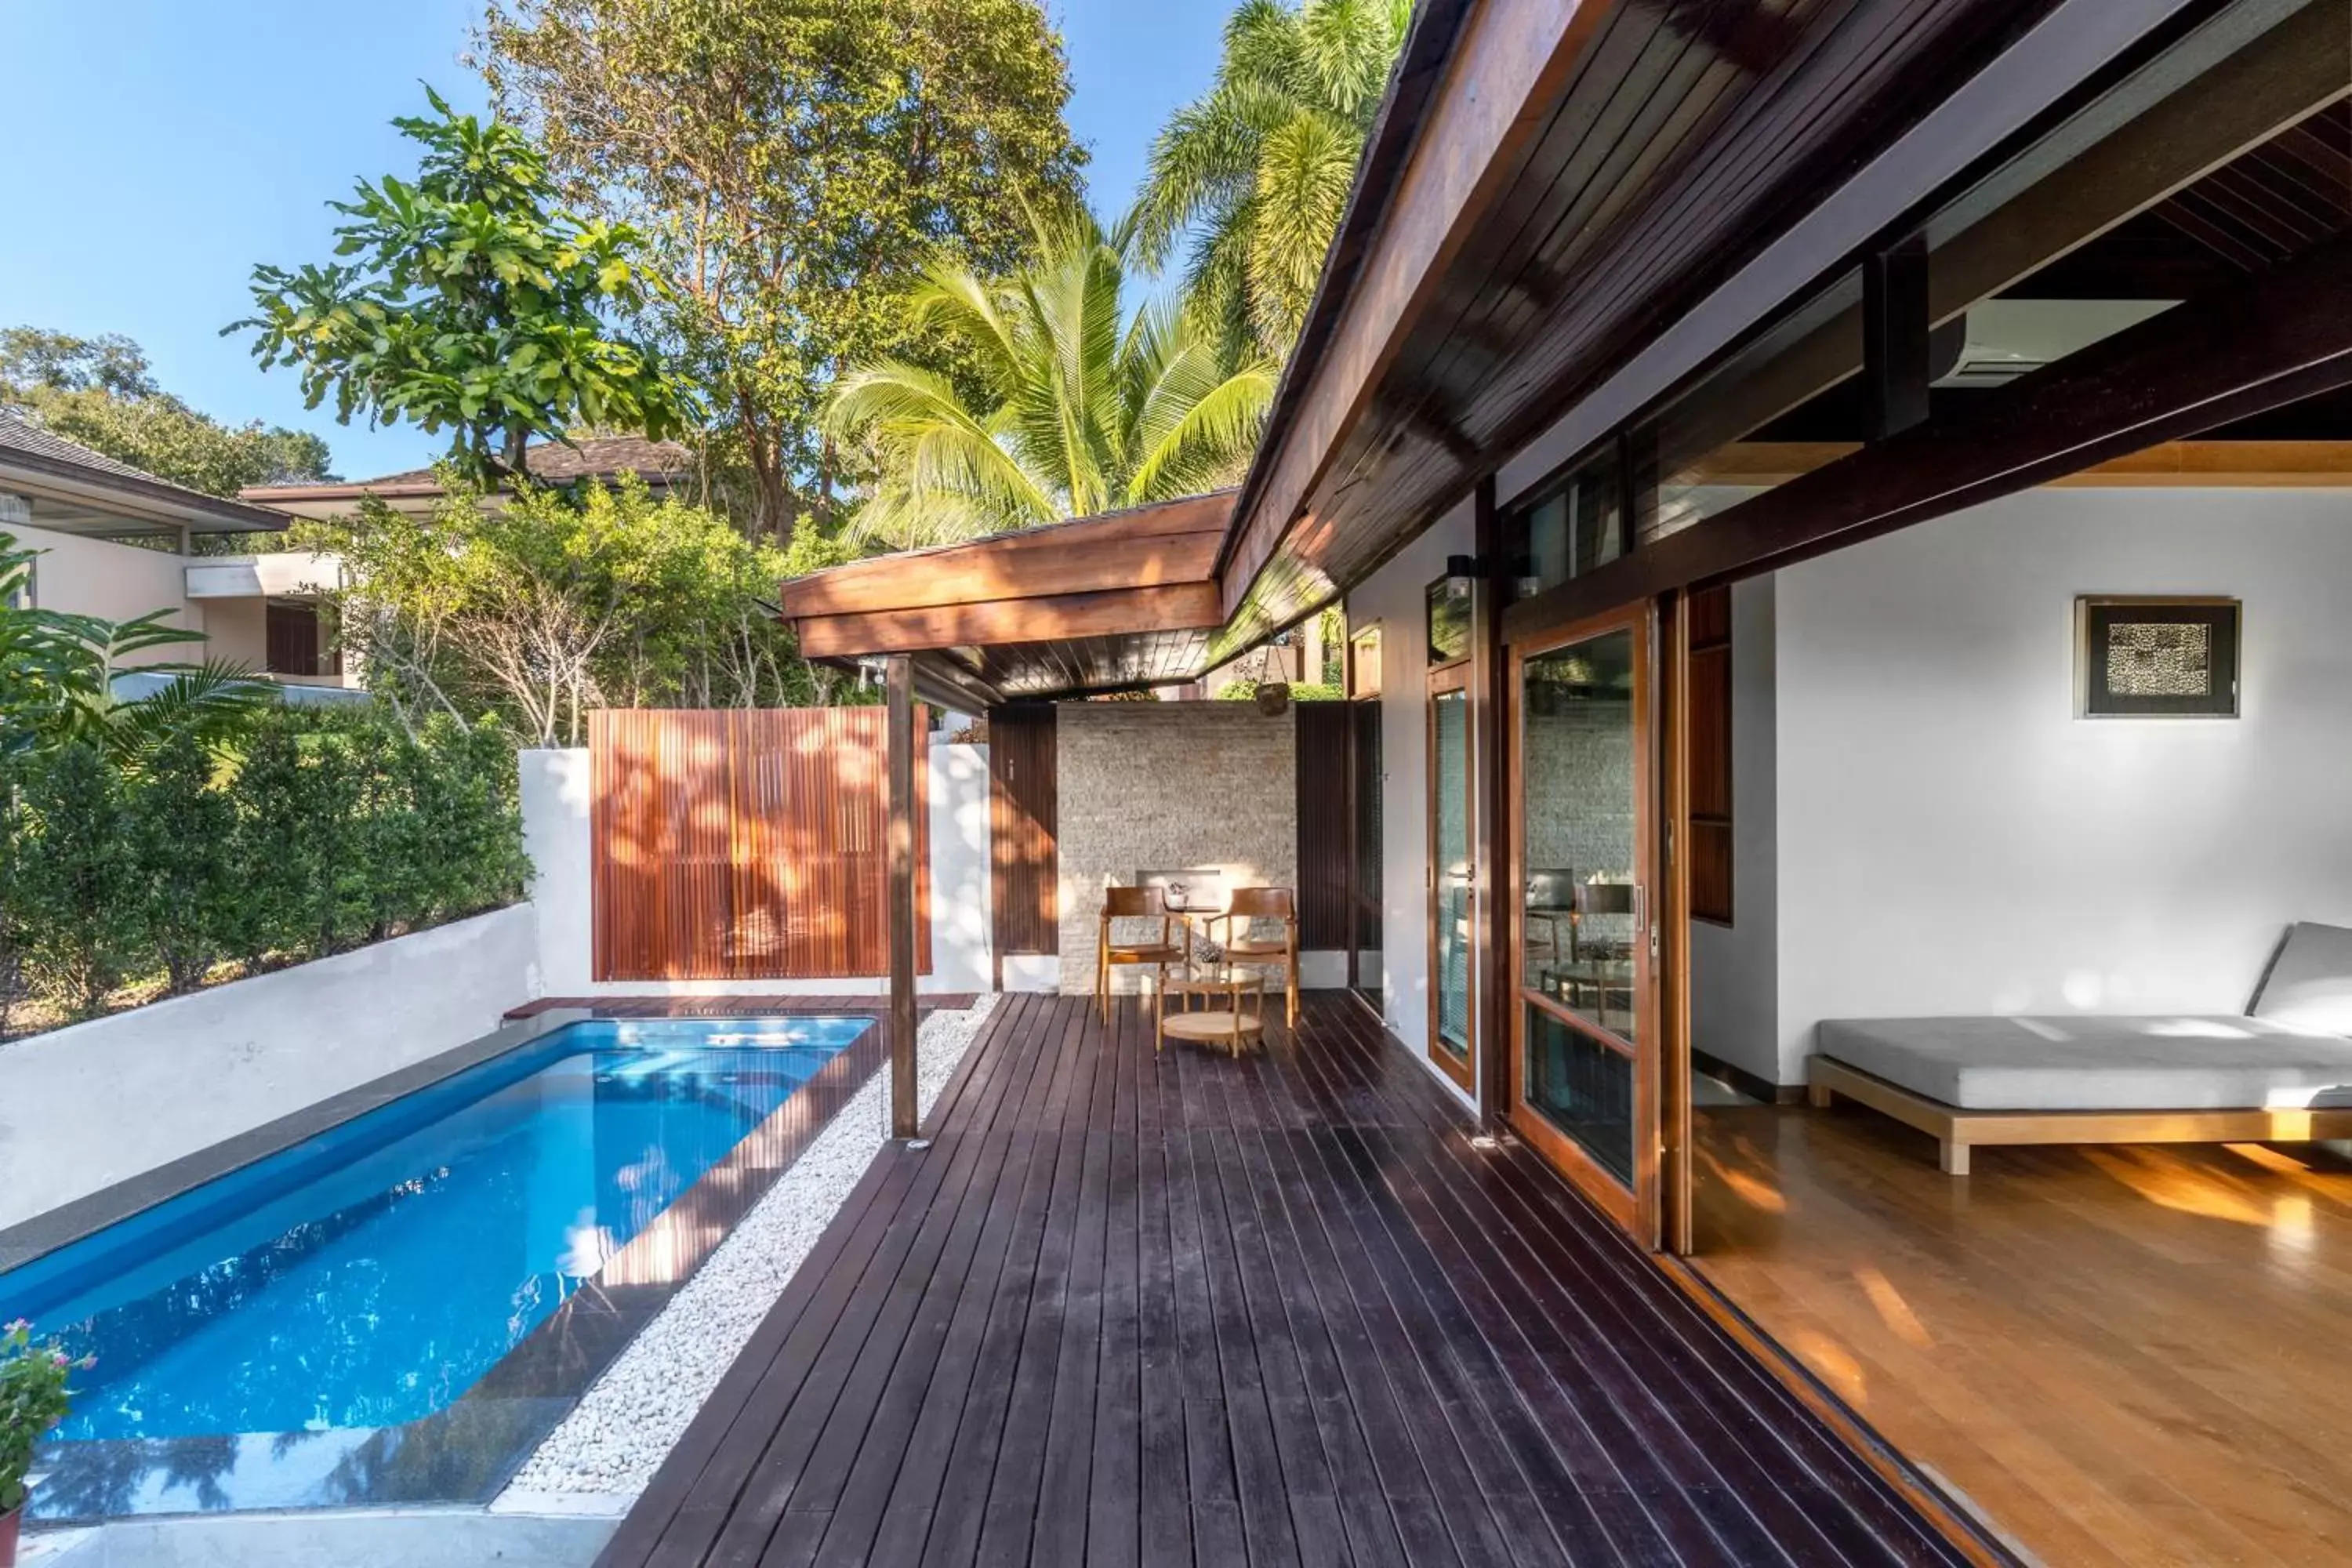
[
  {"left": 825, "top": 209, "right": 1278, "bottom": 549},
  {"left": 1130, "top": 0, "right": 1411, "bottom": 362}
]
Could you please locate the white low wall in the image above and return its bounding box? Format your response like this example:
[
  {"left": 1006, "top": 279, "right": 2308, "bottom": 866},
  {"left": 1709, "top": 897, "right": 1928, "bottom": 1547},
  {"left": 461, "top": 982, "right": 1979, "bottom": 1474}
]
[
  {"left": 521, "top": 742, "right": 991, "bottom": 996},
  {"left": 0, "top": 905, "right": 542, "bottom": 1231}
]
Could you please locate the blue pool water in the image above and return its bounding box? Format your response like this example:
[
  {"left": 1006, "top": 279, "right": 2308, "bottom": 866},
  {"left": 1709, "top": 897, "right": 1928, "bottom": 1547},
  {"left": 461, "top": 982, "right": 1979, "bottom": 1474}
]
[{"left": 0, "top": 1017, "right": 869, "bottom": 1446}]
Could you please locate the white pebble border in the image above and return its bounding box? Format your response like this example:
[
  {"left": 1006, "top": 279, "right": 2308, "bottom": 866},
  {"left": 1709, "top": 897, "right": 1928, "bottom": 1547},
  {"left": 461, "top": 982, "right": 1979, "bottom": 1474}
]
[{"left": 493, "top": 995, "right": 1000, "bottom": 1513}]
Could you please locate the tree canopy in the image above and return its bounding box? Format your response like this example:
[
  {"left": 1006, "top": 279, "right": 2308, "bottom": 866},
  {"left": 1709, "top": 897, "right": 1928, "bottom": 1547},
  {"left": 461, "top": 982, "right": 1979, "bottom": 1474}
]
[
  {"left": 295, "top": 476, "right": 835, "bottom": 744},
  {"left": 0, "top": 328, "right": 332, "bottom": 498},
  {"left": 1130, "top": 0, "right": 1410, "bottom": 361},
  {"left": 231, "top": 89, "right": 691, "bottom": 485},
  {"left": 477, "top": 0, "right": 1087, "bottom": 535},
  {"left": 826, "top": 207, "right": 1276, "bottom": 547}
]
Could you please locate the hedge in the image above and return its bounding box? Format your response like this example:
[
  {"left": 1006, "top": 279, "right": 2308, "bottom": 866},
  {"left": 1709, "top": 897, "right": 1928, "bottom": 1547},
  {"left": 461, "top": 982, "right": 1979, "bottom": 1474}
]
[{"left": 0, "top": 706, "right": 528, "bottom": 1038}]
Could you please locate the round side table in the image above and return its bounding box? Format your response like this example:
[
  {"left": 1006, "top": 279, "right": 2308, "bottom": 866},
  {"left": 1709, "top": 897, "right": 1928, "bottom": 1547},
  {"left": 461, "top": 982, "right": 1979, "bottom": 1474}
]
[{"left": 1159, "top": 963, "right": 1268, "bottom": 1057}]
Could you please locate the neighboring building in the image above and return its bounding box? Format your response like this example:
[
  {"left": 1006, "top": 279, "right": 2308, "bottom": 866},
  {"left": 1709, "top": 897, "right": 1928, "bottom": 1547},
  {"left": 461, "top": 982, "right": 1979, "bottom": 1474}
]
[
  {"left": 241, "top": 434, "right": 695, "bottom": 521},
  {"left": 0, "top": 408, "right": 351, "bottom": 689}
]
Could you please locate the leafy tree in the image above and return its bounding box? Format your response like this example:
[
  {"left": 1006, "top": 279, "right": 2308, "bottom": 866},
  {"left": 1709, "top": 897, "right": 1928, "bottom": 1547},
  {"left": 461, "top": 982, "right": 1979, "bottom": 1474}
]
[
  {"left": 826, "top": 208, "right": 1277, "bottom": 546},
  {"left": 477, "top": 0, "right": 1087, "bottom": 534},
  {"left": 126, "top": 730, "right": 239, "bottom": 993},
  {"left": 1130, "top": 0, "right": 1410, "bottom": 361},
  {"left": 232, "top": 89, "right": 691, "bottom": 485},
  {"left": 1, "top": 328, "right": 332, "bottom": 498},
  {"left": 2, "top": 327, "right": 160, "bottom": 399},
  {"left": 297, "top": 474, "right": 818, "bottom": 743}
]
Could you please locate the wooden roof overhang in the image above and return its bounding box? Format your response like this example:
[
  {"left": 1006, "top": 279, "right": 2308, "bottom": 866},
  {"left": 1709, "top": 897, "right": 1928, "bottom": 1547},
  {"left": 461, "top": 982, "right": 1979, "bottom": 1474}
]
[
  {"left": 781, "top": 0, "right": 2338, "bottom": 702},
  {"left": 776, "top": 492, "right": 1235, "bottom": 703}
]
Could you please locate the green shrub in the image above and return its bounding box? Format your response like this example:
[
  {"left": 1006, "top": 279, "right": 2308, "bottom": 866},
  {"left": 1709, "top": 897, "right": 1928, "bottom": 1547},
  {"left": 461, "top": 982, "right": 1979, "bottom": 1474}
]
[
  {"left": 15, "top": 743, "right": 136, "bottom": 1016},
  {"left": 0, "top": 703, "right": 528, "bottom": 1036},
  {"left": 126, "top": 728, "right": 239, "bottom": 993}
]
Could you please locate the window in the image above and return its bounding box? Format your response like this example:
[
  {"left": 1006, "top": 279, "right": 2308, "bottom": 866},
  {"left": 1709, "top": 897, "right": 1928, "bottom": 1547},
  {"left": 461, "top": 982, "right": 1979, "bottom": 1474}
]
[
  {"left": 1348, "top": 625, "right": 1383, "bottom": 699},
  {"left": 266, "top": 600, "right": 329, "bottom": 677},
  {"left": 1509, "top": 446, "right": 1623, "bottom": 600},
  {"left": 1425, "top": 575, "right": 1471, "bottom": 665},
  {"left": 2077, "top": 597, "right": 2239, "bottom": 718}
]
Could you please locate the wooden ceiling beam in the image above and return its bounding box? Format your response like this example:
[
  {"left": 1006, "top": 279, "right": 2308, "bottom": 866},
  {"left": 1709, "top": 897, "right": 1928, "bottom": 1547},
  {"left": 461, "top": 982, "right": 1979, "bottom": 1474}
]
[
  {"left": 793, "top": 581, "right": 1224, "bottom": 659},
  {"left": 1504, "top": 222, "right": 2352, "bottom": 639}
]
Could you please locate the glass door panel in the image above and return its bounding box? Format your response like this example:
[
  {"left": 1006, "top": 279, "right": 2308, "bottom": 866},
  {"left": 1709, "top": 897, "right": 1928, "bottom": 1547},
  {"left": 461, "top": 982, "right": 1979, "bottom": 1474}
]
[
  {"left": 1428, "top": 673, "right": 1474, "bottom": 1087},
  {"left": 1512, "top": 618, "right": 1652, "bottom": 1228}
]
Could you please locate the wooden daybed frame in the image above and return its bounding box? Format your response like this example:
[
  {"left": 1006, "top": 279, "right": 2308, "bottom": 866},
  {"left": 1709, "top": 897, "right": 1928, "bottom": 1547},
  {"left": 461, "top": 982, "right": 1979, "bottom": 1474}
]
[{"left": 1806, "top": 1056, "right": 2352, "bottom": 1176}]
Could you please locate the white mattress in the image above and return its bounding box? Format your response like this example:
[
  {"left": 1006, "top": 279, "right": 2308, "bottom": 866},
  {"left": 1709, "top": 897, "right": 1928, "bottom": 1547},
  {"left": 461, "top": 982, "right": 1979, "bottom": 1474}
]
[{"left": 1816, "top": 1015, "right": 2352, "bottom": 1112}]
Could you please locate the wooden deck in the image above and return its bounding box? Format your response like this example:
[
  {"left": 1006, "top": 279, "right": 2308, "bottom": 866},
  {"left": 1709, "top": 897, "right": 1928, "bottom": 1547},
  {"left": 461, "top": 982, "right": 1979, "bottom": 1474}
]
[{"left": 599, "top": 993, "right": 1976, "bottom": 1567}]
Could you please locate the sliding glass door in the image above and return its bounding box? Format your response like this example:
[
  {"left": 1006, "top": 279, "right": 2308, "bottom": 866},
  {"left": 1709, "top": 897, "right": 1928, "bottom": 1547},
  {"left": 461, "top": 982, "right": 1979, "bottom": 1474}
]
[
  {"left": 1427, "top": 664, "right": 1475, "bottom": 1089},
  {"left": 1511, "top": 607, "right": 1657, "bottom": 1235}
]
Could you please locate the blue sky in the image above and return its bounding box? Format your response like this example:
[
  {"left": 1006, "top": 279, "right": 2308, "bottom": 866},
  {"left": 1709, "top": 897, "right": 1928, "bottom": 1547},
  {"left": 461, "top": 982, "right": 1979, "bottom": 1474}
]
[{"left": 0, "top": 0, "right": 1229, "bottom": 481}]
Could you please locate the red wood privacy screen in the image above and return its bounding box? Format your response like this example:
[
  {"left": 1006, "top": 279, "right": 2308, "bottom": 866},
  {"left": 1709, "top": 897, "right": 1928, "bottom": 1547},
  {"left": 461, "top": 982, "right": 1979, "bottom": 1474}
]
[{"left": 590, "top": 708, "right": 930, "bottom": 981}]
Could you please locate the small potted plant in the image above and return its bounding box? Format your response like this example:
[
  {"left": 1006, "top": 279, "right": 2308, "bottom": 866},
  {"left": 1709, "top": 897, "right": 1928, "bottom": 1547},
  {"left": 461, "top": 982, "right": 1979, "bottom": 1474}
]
[{"left": 0, "top": 1320, "right": 89, "bottom": 1566}]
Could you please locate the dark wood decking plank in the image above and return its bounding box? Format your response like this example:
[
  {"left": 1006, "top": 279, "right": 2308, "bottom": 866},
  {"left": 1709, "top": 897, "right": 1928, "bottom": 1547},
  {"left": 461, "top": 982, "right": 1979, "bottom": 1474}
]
[
  {"left": 971, "top": 1123, "right": 1090, "bottom": 1565},
  {"left": 1135, "top": 1110, "right": 1196, "bottom": 1568},
  {"left": 816, "top": 1129, "right": 1042, "bottom": 1567},
  {"left": 702, "top": 1131, "right": 993, "bottom": 1566},
  {"left": 1087, "top": 1128, "right": 1145, "bottom": 1568},
  {"left": 917, "top": 1124, "right": 1073, "bottom": 1568},
  {"left": 600, "top": 995, "right": 1991, "bottom": 1568},
  {"left": 614, "top": 1149, "right": 935, "bottom": 1568}
]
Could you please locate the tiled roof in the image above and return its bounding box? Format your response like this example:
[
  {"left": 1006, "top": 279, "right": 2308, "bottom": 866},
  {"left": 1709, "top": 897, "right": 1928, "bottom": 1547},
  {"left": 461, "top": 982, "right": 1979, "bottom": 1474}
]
[
  {"left": 0, "top": 405, "right": 184, "bottom": 486},
  {"left": 343, "top": 435, "right": 693, "bottom": 490}
]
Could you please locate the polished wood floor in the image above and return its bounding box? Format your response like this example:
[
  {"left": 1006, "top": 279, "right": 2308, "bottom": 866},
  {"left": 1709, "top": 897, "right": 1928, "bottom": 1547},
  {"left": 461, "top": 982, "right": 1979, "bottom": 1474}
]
[
  {"left": 600, "top": 993, "right": 1970, "bottom": 1567},
  {"left": 1695, "top": 1099, "right": 2352, "bottom": 1568}
]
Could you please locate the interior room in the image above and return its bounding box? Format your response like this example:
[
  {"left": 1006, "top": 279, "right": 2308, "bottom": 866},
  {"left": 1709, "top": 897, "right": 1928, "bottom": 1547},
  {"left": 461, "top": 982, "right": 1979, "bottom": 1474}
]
[{"left": 1682, "top": 478, "right": 2352, "bottom": 1568}]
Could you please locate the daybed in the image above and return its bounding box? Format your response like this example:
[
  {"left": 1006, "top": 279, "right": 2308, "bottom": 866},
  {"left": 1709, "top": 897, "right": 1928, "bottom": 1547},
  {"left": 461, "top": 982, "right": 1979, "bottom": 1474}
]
[{"left": 1808, "top": 921, "right": 2352, "bottom": 1174}]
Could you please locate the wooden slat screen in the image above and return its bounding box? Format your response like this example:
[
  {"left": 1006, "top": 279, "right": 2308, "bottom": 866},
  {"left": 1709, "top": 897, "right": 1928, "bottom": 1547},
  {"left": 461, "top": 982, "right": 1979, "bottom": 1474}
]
[
  {"left": 590, "top": 708, "right": 930, "bottom": 980},
  {"left": 988, "top": 705, "right": 1058, "bottom": 956},
  {"left": 1687, "top": 586, "right": 1734, "bottom": 925},
  {"left": 1295, "top": 701, "right": 1352, "bottom": 949}
]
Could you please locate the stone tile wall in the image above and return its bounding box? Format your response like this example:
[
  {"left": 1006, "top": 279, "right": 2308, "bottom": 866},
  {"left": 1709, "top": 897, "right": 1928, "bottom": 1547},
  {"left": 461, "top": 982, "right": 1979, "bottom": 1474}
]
[{"left": 1056, "top": 702, "right": 1298, "bottom": 993}]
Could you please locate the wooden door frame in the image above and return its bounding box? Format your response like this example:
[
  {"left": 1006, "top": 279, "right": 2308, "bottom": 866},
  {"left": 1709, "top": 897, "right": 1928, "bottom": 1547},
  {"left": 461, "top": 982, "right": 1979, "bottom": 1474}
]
[
  {"left": 1426, "top": 659, "right": 1476, "bottom": 1091},
  {"left": 1504, "top": 601, "right": 1661, "bottom": 1242}
]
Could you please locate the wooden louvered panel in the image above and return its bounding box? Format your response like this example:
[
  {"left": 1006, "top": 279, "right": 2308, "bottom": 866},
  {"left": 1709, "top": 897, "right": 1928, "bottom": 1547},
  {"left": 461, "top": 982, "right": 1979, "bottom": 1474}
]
[
  {"left": 590, "top": 708, "right": 930, "bottom": 981},
  {"left": 1294, "top": 701, "right": 1354, "bottom": 949},
  {"left": 987, "top": 705, "right": 1058, "bottom": 956}
]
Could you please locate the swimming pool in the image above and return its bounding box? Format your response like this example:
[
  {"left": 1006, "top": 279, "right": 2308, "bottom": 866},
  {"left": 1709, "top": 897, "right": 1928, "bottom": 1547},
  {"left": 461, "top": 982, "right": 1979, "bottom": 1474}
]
[{"left": 0, "top": 1014, "right": 872, "bottom": 1519}]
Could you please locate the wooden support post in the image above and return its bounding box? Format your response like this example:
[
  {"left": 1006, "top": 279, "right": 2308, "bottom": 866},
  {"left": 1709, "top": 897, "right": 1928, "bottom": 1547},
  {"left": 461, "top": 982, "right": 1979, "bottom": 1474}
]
[
  {"left": 886, "top": 654, "right": 920, "bottom": 1139},
  {"left": 1470, "top": 475, "right": 1512, "bottom": 1128}
]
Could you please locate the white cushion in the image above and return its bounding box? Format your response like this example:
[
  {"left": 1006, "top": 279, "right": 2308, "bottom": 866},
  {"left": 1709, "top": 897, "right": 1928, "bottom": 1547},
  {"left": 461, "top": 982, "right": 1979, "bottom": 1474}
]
[
  {"left": 1817, "top": 1014, "right": 2352, "bottom": 1111},
  {"left": 2249, "top": 922, "right": 2352, "bottom": 1036}
]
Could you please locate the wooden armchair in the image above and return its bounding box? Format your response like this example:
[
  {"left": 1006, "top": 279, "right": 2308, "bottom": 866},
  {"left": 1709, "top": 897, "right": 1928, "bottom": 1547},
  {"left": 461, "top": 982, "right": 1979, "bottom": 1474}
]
[
  {"left": 1211, "top": 887, "right": 1300, "bottom": 1027},
  {"left": 1096, "top": 885, "right": 1185, "bottom": 1022}
]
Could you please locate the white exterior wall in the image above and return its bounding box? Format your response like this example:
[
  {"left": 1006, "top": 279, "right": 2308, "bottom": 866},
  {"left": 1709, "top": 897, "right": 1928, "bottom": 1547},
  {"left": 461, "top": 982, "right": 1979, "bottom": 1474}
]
[
  {"left": 9, "top": 520, "right": 205, "bottom": 665},
  {"left": 1747, "top": 487, "right": 2352, "bottom": 1084},
  {"left": 521, "top": 742, "right": 993, "bottom": 996},
  {"left": 1345, "top": 499, "right": 1478, "bottom": 1109},
  {"left": 0, "top": 906, "right": 541, "bottom": 1230}
]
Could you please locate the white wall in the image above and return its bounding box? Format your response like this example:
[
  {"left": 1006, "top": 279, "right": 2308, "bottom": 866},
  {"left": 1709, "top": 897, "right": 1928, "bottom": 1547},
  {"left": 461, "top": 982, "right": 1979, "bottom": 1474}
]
[
  {"left": 1345, "top": 498, "right": 1478, "bottom": 1109},
  {"left": 0, "top": 906, "right": 541, "bottom": 1230},
  {"left": 10, "top": 521, "right": 203, "bottom": 666},
  {"left": 1762, "top": 487, "right": 2352, "bottom": 1083},
  {"left": 1690, "top": 575, "right": 1780, "bottom": 1087},
  {"left": 521, "top": 742, "right": 993, "bottom": 996}
]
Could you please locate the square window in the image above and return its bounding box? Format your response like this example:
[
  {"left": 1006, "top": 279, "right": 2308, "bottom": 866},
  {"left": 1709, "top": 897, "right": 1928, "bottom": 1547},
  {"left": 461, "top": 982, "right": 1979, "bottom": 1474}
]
[
  {"left": 1426, "top": 575, "right": 1471, "bottom": 666},
  {"left": 2077, "top": 597, "right": 2239, "bottom": 718}
]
